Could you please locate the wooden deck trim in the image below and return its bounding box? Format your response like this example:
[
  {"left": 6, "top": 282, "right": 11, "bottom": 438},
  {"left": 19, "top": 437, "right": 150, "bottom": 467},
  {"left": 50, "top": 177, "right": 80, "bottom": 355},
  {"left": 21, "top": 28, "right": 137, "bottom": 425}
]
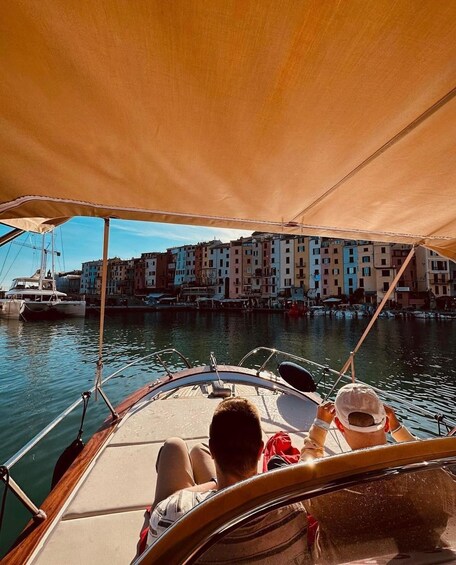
[
  {"left": 2, "top": 381, "right": 155, "bottom": 564},
  {"left": 3, "top": 425, "right": 114, "bottom": 564}
]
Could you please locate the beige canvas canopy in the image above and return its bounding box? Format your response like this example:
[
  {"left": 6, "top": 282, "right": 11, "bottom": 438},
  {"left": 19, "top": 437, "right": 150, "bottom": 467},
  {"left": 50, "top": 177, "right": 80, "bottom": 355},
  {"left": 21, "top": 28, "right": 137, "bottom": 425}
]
[{"left": 1, "top": 1, "right": 455, "bottom": 259}]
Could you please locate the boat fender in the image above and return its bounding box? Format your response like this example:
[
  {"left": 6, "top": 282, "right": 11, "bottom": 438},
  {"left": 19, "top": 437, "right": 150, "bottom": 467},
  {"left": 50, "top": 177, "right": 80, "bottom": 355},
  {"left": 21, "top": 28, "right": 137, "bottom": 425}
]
[
  {"left": 51, "top": 391, "right": 91, "bottom": 489},
  {"left": 51, "top": 438, "right": 84, "bottom": 489},
  {"left": 278, "top": 362, "right": 316, "bottom": 392}
]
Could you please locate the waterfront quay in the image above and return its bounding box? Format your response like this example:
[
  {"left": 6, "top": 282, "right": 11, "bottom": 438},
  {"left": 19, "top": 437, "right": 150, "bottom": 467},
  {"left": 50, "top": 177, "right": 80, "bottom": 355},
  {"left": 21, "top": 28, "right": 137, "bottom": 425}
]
[
  {"left": 52, "top": 235, "right": 455, "bottom": 316},
  {"left": 84, "top": 300, "right": 456, "bottom": 320}
]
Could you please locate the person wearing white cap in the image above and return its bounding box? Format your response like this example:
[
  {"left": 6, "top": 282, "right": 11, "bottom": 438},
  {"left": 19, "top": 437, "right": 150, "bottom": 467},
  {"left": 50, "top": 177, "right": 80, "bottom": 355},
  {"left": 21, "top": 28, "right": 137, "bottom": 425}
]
[
  {"left": 300, "top": 384, "right": 454, "bottom": 563},
  {"left": 301, "top": 382, "right": 415, "bottom": 460}
]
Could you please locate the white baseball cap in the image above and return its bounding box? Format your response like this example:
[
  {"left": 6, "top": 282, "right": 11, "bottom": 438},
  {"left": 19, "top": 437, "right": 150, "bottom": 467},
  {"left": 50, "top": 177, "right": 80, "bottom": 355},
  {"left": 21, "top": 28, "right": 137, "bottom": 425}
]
[{"left": 335, "top": 383, "right": 386, "bottom": 432}]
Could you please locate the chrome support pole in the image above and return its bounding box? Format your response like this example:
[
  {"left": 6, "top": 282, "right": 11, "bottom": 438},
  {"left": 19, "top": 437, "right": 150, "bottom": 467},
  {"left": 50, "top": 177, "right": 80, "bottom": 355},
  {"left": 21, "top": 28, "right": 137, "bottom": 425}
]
[
  {"left": 1, "top": 473, "right": 47, "bottom": 521},
  {"left": 256, "top": 349, "right": 277, "bottom": 375},
  {"left": 210, "top": 352, "right": 223, "bottom": 385},
  {"left": 96, "top": 385, "right": 119, "bottom": 421},
  {"left": 156, "top": 353, "right": 173, "bottom": 378}
]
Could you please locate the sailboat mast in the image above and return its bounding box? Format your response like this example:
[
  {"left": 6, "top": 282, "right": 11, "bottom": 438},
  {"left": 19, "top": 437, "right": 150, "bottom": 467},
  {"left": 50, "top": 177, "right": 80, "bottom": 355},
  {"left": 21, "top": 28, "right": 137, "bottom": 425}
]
[
  {"left": 51, "top": 230, "right": 56, "bottom": 292},
  {"left": 39, "top": 233, "right": 46, "bottom": 291}
]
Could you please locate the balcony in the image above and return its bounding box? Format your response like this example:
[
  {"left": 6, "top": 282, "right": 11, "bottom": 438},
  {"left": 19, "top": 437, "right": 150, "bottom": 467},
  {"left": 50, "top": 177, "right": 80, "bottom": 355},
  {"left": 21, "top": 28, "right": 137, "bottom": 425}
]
[
  {"left": 242, "top": 288, "right": 261, "bottom": 296},
  {"left": 295, "top": 262, "right": 306, "bottom": 268}
]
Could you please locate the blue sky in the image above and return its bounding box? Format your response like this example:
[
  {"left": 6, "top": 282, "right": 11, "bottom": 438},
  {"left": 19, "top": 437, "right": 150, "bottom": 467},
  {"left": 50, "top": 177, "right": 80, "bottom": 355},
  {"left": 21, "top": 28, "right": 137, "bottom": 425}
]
[{"left": 0, "top": 218, "right": 251, "bottom": 290}]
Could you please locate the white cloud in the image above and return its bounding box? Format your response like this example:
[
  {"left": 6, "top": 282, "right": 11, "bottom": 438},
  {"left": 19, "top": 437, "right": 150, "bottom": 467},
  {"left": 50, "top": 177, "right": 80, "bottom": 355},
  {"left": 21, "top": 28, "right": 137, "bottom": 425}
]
[
  {"left": 0, "top": 218, "right": 253, "bottom": 289},
  {"left": 111, "top": 221, "right": 251, "bottom": 244}
]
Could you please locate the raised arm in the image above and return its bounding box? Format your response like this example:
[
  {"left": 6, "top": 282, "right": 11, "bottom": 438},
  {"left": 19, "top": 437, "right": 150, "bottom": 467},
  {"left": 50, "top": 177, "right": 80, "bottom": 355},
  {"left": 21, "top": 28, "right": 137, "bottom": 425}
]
[
  {"left": 384, "top": 404, "right": 416, "bottom": 442},
  {"left": 300, "top": 401, "right": 335, "bottom": 461}
]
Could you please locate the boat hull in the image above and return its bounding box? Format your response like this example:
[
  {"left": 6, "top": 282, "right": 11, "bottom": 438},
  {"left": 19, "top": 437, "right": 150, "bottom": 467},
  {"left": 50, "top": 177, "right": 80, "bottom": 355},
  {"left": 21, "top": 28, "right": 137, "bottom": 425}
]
[
  {"left": 0, "top": 299, "right": 22, "bottom": 319},
  {"left": 0, "top": 299, "right": 86, "bottom": 320}
]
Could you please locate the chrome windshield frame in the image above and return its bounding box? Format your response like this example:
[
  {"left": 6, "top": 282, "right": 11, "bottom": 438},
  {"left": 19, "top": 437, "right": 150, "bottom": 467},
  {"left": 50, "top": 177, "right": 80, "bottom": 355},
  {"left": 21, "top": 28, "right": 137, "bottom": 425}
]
[{"left": 136, "top": 438, "right": 456, "bottom": 564}]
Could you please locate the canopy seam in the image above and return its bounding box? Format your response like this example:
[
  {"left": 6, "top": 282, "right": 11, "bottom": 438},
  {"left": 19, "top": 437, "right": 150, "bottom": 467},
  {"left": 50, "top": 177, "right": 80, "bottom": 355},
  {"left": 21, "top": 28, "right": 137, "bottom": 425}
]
[
  {"left": 1, "top": 195, "right": 454, "bottom": 241},
  {"left": 290, "top": 86, "right": 456, "bottom": 221}
]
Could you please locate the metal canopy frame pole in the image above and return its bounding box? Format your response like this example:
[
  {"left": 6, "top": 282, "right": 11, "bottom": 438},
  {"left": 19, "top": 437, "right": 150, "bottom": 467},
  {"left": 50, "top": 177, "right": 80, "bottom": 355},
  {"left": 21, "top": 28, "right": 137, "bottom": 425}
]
[
  {"left": 0, "top": 228, "right": 25, "bottom": 248},
  {"left": 94, "top": 218, "right": 118, "bottom": 419},
  {"left": 325, "top": 245, "right": 417, "bottom": 398}
]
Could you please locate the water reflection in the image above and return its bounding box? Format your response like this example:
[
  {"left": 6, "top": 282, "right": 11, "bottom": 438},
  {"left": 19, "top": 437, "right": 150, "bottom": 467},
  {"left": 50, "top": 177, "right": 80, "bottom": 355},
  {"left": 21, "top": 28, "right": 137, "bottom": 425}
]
[{"left": 1, "top": 313, "right": 454, "bottom": 461}]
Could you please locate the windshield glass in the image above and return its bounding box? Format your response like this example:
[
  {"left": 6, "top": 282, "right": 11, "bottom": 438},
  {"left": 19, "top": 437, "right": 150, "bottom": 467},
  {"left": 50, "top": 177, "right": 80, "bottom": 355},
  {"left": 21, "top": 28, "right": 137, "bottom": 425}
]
[
  {"left": 195, "top": 465, "right": 456, "bottom": 564},
  {"left": 305, "top": 465, "right": 456, "bottom": 564}
]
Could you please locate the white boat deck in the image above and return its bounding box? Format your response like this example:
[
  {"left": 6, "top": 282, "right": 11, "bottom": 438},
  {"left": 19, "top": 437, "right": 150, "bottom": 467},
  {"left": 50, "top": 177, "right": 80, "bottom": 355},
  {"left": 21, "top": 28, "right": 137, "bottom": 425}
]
[{"left": 30, "top": 384, "right": 349, "bottom": 565}]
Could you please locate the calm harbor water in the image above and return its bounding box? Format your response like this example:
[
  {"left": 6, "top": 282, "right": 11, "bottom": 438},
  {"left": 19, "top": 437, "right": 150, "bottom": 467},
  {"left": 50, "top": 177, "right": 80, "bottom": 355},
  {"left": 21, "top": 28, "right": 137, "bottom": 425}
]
[{"left": 0, "top": 311, "right": 455, "bottom": 555}]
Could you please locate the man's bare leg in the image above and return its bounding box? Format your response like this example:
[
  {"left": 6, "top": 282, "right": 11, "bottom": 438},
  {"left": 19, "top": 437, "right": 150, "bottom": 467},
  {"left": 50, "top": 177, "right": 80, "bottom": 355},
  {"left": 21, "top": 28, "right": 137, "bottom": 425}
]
[
  {"left": 190, "top": 442, "right": 216, "bottom": 484},
  {"left": 152, "top": 437, "right": 196, "bottom": 508}
]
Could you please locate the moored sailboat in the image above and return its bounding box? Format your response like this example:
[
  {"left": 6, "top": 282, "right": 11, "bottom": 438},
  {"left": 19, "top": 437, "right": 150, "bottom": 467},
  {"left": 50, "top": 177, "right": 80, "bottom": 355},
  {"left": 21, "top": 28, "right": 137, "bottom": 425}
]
[{"left": 0, "top": 234, "right": 86, "bottom": 321}]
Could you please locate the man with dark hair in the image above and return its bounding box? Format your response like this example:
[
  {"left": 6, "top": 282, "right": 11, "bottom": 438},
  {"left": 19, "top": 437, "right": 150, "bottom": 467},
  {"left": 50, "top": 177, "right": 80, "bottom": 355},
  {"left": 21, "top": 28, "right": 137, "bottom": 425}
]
[
  {"left": 208, "top": 395, "right": 263, "bottom": 481},
  {"left": 146, "top": 397, "right": 310, "bottom": 562}
]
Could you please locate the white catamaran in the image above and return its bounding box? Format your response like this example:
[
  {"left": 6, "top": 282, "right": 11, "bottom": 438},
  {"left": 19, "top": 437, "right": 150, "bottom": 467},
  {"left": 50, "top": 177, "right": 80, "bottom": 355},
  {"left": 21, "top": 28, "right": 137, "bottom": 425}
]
[
  {"left": 0, "top": 234, "right": 86, "bottom": 320},
  {"left": 0, "top": 1, "right": 455, "bottom": 563}
]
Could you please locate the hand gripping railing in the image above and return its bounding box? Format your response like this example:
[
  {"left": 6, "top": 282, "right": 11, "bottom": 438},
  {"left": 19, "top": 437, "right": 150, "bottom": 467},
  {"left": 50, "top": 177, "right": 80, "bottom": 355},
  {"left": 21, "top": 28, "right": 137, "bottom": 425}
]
[{"left": 239, "top": 347, "right": 456, "bottom": 434}]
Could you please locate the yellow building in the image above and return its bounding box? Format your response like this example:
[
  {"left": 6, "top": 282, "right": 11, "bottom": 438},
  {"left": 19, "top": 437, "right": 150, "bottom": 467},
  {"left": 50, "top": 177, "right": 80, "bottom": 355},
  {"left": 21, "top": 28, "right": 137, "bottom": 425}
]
[{"left": 293, "top": 236, "right": 308, "bottom": 291}]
